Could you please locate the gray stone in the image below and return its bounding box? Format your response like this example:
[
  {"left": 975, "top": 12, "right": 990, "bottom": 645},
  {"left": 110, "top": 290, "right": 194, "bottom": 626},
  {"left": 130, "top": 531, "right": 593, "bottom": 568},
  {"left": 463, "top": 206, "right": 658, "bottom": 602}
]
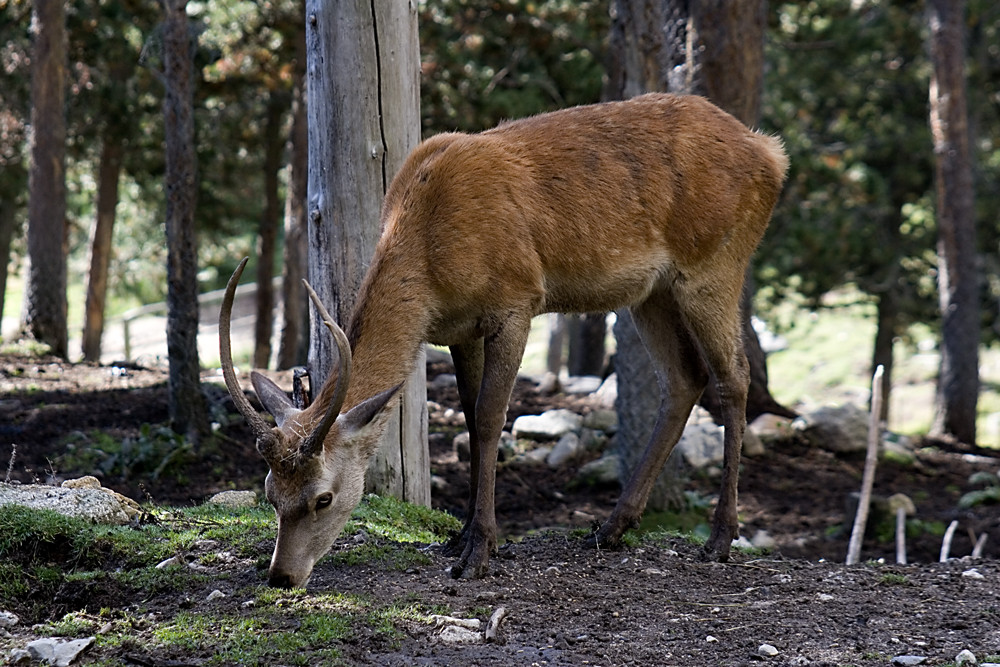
[
  {"left": 454, "top": 431, "right": 517, "bottom": 462},
  {"left": 575, "top": 454, "right": 622, "bottom": 487},
  {"left": 891, "top": 657, "right": 928, "bottom": 666},
  {"left": 0, "top": 610, "right": 19, "bottom": 628},
  {"left": 429, "top": 373, "right": 458, "bottom": 390},
  {"left": 437, "top": 625, "right": 481, "bottom": 643},
  {"left": 742, "top": 429, "right": 766, "bottom": 457},
  {"left": 562, "top": 375, "right": 602, "bottom": 395},
  {"left": 678, "top": 422, "right": 725, "bottom": 469},
  {"left": 8, "top": 648, "right": 31, "bottom": 665},
  {"left": 547, "top": 433, "right": 581, "bottom": 468},
  {"left": 27, "top": 637, "right": 95, "bottom": 667},
  {"left": 793, "top": 404, "right": 869, "bottom": 453},
  {"left": 578, "top": 428, "right": 609, "bottom": 452},
  {"left": 582, "top": 409, "right": 619, "bottom": 434},
  {"left": 758, "top": 643, "right": 779, "bottom": 657},
  {"left": 512, "top": 409, "right": 583, "bottom": 441},
  {"left": 593, "top": 373, "right": 617, "bottom": 409},
  {"left": 0, "top": 483, "right": 133, "bottom": 525},
  {"left": 522, "top": 446, "right": 553, "bottom": 465},
  {"left": 956, "top": 649, "right": 978, "bottom": 666},
  {"left": 453, "top": 432, "right": 471, "bottom": 461},
  {"left": 208, "top": 490, "right": 257, "bottom": 508}
]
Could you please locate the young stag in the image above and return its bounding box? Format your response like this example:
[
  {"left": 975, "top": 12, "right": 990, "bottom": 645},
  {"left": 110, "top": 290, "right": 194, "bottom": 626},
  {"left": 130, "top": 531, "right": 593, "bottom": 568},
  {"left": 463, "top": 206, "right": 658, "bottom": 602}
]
[{"left": 220, "top": 93, "right": 788, "bottom": 588}]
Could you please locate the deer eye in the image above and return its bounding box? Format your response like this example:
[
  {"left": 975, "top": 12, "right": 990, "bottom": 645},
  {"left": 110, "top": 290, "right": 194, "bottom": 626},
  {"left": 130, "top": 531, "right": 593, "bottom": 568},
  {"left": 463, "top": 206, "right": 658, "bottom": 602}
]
[{"left": 315, "top": 493, "right": 334, "bottom": 511}]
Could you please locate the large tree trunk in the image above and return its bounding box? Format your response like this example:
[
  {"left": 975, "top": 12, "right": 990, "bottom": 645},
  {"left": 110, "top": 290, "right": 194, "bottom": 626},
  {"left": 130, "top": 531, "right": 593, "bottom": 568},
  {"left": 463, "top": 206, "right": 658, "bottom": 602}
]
[
  {"left": 0, "top": 163, "right": 26, "bottom": 334},
  {"left": 927, "top": 0, "right": 979, "bottom": 445},
  {"left": 606, "top": 0, "right": 785, "bottom": 511},
  {"left": 567, "top": 314, "right": 607, "bottom": 377},
  {"left": 162, "top": 0, "right": 208, "bottom": 442},
  {"left": 306, "top": 0, "right": 428, "bottom": 504},
  {"left": 277, "top": 17, "right": 309, "bottom": 371},
  {"left": 82, "top": 136, "right": 124, "bottom": 362},
  {"left": 253, "top": 94, "right": 285, "bottom": 370},
  {"left": 22, "top": 0, "right": 68, "bottom": 358}
]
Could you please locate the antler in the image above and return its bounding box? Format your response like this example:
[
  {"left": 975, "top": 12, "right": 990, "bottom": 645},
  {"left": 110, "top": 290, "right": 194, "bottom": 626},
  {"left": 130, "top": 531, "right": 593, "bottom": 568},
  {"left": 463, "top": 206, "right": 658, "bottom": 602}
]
[
  {"left": 299, "top": 280, "right": 352, "bottom": 458},
  {"left": 220, "top": 258, "right": 272, "bottom": 439}
]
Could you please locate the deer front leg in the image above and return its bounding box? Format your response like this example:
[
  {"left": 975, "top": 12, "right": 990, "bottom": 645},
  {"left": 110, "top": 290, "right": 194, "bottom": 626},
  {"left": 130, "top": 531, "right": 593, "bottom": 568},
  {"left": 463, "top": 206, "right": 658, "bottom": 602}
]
[
  {"left": 450, "top": 315, "right": 531, "bottom": 579},
  {"left": 443, "top": 339, "right": 485, "bottom": 557}
]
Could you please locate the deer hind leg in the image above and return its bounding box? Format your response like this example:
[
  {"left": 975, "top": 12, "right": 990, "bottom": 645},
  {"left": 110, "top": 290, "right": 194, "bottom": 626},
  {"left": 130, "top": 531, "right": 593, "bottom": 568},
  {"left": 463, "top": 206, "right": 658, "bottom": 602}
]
[
  {"left": 681, "top": 283, "right": 751, "bottom": 562},
  {"left": 450, "top": 313, "right": 532, "bottom": 579},
  {"left": 592, "top": 288, "right": 709, "bottom": 548},
  {"left": 444, "top": 338, "right": 485, "bottom": 557}
]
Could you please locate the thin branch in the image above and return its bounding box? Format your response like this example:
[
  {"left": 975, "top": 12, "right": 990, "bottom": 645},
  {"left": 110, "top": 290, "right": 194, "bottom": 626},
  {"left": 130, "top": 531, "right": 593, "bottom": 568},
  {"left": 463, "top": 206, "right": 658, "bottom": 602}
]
[{"left": 846, "top": 365, "right": 884, "bottom": 565}]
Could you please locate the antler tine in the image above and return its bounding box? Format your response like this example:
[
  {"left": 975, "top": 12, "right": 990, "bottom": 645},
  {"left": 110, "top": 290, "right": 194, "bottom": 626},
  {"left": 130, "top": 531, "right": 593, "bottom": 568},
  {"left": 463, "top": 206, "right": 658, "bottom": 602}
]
[
  {"left": 299, "top": 279, "right": 353, "bottom": 458},
  {"left": 219, "top": 258, "right": 271, "bottom": 439}
]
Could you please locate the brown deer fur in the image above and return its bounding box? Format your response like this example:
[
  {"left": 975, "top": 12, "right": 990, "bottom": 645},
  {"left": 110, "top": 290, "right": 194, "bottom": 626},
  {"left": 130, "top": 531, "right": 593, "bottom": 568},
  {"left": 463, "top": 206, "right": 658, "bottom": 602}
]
[{"left": 221, "top": 93, "right": 788, "bottom": 588}]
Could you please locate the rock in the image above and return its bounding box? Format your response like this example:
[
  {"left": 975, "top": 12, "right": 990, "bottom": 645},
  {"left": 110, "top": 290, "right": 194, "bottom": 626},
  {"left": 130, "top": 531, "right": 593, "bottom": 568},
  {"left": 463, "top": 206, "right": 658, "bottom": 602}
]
[
  {"left": 437, "top": 625, "right": 481, "bottom": 643},
  {"left": 155, "top": 555, "right": 184, "bottom": 569},
  {"left": 0, "top": 611, "right": 19, "bottom": 629},
  {"left": 456, "top": 431, "right": 517, "bottom": 461},
  {"left": 678, "top": 422, "right": 725, "bottom": 468},
  {"left": 0, "top": 483, "right": 134, "bottom": 525},
  {"left": 453, "top": 432, "right": 471, "bottom": 461},
  {"left": 891, "top": 657, "right": 928, "bottom": 666},
  {"left": 562, "top": 375, "right": 602, "bottom": 395},
  {"left": 60, "top": 476, "right": 101, "bottom": 490},
  {"left": 750, "top": 530, "right": 777, "bottom": 550},
  {"left": 547, "top": 433, "right": 581, "bottom": 468},
  {"left": 536, "top": 372, "right": 560, "bottom": 395},
  {"left": 522, "top": 446, "right": 553, "bottom": 465},
  {"left": 27, "top": 637, "right": 95, "bottom": 667},
  {"left": 793, "top": 403, "right": 869, "bottom": 453},
  {"left": 512, "top": 409, "right": 583, "bottom": 441},
  {"left": 63, "top": 477, "right": 141, "bottom": 520},
  {"left": 582, "top": 409, "right": 619, "bottom": 434},
  {"left": 8, "top": 648, "right": 30, "bottom": 665},
  {"left": 748, "top": 413, "right": 796, "bottom": 439},
  {"left": 962, "top": 568, "right": 985, "bottom": 580},
  {"left": 593, "top": 373, "right": 617, "bottom": 409},
  {"left": 956, "top": 649, "right": 978, "bottom": 665},
  {"left": 575, "top": 454, "right": 622, "bottom": 487},
  {"left": 429, "top": 373, "right": 457, "bottom": 390},
  {"left": 208, "top": 490, "right": 257, "bottom": 508},
  {"left": 578, "top": 428, "right": 609, "bottom": 452},
  {"left": 742, "top": 429, "right": 766, "bottom": 457},
  {"left": 206, "top": 590, "right": 226, "bottom": 602},
  {"left": 425, "top": 347, "right": 453, "bottom": 365},
  {"left": 882, "top": 433, "right": 916, "bottom": 464},
  {"left": 758, "top": 643, "right": 779, "bottom": 657}
]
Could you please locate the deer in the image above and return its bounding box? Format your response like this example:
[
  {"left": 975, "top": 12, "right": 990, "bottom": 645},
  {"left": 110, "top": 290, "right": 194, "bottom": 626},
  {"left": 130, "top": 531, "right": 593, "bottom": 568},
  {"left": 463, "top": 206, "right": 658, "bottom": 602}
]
[{"left": 220, "top": 93, "right": 789, "bottom": 589}]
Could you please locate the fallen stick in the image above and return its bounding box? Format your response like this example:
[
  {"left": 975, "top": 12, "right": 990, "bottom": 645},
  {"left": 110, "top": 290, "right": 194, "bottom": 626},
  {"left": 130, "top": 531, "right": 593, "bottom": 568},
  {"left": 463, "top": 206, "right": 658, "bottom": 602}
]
[
  {"left": 895, "top": 506, "right": 907, "bottom": 565},
  {"left": 846, "top": 365, "right": 884, "bottom": 565},
  {"left": 940, "top": 519, "right": 959, "bottom": 562},
  {"left": 485, "top": 606, "right": 507, "bottom": 644},
  {"left": 971, "top": 532, "right": 988, "bottom": 559}
]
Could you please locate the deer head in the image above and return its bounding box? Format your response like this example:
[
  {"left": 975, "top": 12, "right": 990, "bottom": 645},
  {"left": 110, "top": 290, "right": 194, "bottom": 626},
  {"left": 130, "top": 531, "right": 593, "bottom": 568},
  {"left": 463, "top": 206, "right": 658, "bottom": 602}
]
[{"left": 220, "top": 258, "right": 400, "bottom": 588}]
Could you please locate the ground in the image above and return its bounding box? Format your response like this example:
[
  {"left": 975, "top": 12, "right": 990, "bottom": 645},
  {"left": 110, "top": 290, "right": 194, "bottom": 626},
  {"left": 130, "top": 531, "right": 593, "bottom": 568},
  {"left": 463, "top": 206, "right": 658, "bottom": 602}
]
[{"left": 2, "top": 353, "right": 1000, "bottom": 666}]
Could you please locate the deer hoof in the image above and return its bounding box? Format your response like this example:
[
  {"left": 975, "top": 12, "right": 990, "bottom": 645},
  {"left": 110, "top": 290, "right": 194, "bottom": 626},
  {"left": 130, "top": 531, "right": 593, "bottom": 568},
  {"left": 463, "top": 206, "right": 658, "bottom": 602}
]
[{"left": 702, "top": 530, "right": 734, "bottom": 563}]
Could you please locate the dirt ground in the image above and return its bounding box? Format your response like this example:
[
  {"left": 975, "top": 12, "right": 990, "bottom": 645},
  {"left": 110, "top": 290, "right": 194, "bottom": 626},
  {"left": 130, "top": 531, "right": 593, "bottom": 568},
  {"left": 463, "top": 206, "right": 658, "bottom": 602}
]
[{"left": 3, "top": 353, "right": 1000, "bottom": 665}]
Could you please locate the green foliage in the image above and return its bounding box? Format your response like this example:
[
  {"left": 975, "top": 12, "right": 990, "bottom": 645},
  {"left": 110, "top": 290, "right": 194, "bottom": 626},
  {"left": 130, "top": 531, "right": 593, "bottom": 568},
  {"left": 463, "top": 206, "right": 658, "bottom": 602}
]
[
  {"left": 419, "top": 0, "right": 609, "bottom": 133},
  {"left": 345, "top": 493, "right": 462, "bottom": 544},
  {"left": 59, "top": 424, "right": 194, "bottom": 484},
  {"left": 959, "top": 471, "right": 1000, "bottom": 508}
]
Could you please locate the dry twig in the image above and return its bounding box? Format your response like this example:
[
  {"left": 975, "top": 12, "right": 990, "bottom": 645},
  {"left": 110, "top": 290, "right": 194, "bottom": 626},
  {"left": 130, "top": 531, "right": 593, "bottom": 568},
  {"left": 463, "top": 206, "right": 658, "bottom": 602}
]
[{"left": 846, "top": 365, "right": 884, "bottom": 565}]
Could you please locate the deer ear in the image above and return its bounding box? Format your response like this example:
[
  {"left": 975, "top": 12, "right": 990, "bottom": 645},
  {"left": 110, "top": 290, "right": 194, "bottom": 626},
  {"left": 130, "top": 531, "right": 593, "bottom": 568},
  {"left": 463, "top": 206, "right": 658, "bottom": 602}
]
[
  {"left": 251, "top": 371, "right": 300, "bottom": 427},
  {"left": 337, "top": 384, "right": 403, "bottom": 437}
]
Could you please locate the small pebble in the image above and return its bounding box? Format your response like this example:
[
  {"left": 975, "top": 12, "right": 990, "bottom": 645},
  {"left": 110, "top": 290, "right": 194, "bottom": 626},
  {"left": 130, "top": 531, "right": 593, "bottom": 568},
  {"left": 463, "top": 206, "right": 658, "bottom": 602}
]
[
  {"left": 962, "top": 568, "right": 985, "bottom": 580},
  {"left": 891, "top": 657, "right": 927, "bottom": 666},
  {"left": 955, "top": 649, "right": 977, "bottom": 666},
  {"left": 206, "top": 590, "right": 226, "bottom": 602},
  {"left": 759, "top": 643, "right": 779, "bottom": 657}
]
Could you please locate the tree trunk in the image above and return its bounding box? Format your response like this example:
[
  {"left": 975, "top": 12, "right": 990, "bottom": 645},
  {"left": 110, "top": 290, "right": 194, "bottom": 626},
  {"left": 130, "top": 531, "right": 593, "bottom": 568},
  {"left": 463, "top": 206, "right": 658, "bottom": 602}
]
[
  {"left": 306, "top": 0, "right": 429, "bottom": 504},
  {"left": 0, "top": 163, "right": 26, "bottom": 334},
  {"left": 546, "top": 314, "right": 566, "bottom": 377},
  {"left": 22, "top": 0, "right": 67, "bottom": 358},
  {"left": 162, "top": 0, "right": 208, "bottom": 442},
  {"left": 277, "top": 17, "right": 309, "bottom": 371},
  {"left": 82, "top": 136, "right": 123, "bottom": 362},
  {"left": 927, "top": 0, "right": 979, "bottom": 445},
  {"left": 872, "top": 289, "right": 897, "bottom": 423},
  {"left": 253, "top": 94, "right": 285, "bottom": 370},
  {"left": 567, "top": 314, "right": 608, "bottom": 376}
]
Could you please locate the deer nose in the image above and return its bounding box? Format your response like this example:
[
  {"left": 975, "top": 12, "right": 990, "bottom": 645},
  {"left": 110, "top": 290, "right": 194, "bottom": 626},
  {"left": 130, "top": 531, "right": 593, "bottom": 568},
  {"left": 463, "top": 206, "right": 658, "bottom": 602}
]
[{"left": 268, "top": 571, "right": 294, "bottom": 589}]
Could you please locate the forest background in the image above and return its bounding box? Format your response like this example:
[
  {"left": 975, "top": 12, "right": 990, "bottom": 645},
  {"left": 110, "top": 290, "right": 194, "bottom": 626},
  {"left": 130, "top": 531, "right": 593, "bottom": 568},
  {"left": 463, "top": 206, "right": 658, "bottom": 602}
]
[{"left": 1, "top": 0, "right": 999, "bottom": 444}]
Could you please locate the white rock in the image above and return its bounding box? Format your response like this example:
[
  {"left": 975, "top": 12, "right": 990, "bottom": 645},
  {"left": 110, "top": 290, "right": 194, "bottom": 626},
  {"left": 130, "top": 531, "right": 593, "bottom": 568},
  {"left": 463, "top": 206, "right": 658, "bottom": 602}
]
[
  {"left": 512, "top": 409, "right": 583, "bottom": 440},
  {"left": 750, "top": 530, "right": 777, "bottom": 550},
  {"left": 956, "top": 649, "right": 978, "bottom": 665},
  {"left": 437, "top": 625, "right": 481, "bottom": 643},
  {"left": 793, "top": 404, "right": 869, "bottom": 453},
  {"left": 962, "top": 568, "right": 985, "bottom": 580},
  {"left": 206, "top": 590, "right": 226, "bottom": 602},
  {"left": 582, "top": 409, "right": 618, "bottom": 434},
  {"left": 891, "top": 657, "right": 928, "bottom": 666},
  {"left": 817, "top": 593, "right": 834, "bottom": 602},
  {"left": 155, "top": 555, "right": 184, "bottom": 569},
  {"left": 547, "top": 433, "right": 581, "bottom": 468},
  {"left": 0, "top": 483, "right": 133, "bottom": 525},
  {"left": 208, "top": 490, "right": 257, "bottom": 508},
  {"left": 8, "top": 648, "right": 30, "bottom": 665},
  {"left": 593, "top": 373, "right": 617, "bottom": 409},
  {"left": 27, "top": 637, "right": 95, "bottom": 667},
  {"left": 0, "top": 611, "right": 19, "bottom": 628},
  {"left": 758, "top": 643, "right": 779, "bottom": 657},
  {"left": 678, "top": 422, "right": 725, "bottom": 468},
  {"left": 575, "top": 454, "right": 621, "bottom": 487},
  {"left": 706, "top": 635, "right": 718, "bottom": 643},
  {"left": 430, "top": 615, "right": 481, "bottom": 630},
  {"left": 522, "top": 446, "right": 553, "bottom": 465},
  {"left": 563, "top": 375, "right": 603, "bottom": 395}
]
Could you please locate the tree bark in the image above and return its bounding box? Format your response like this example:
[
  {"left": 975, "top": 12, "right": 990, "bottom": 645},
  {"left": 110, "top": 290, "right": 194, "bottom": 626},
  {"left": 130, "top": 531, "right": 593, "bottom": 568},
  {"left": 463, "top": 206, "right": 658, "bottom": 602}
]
[
  {"left": 567, "top": 314, "right": 607, "bottom": 377},
  {"left": 22, "top": 0, "right": 68, "bottom": 358},
  {"left": 872, "top": 289, "right": 897, "bottom": 423},
  {"left": 927, "top": 0, "right": 979, "bottom": 445},
  {"left": 82, "top": 136, "right": 124, "bottom": 362},
  {"left": 162, "top": 0, "right": 208, "bottom": 442},
  {"left": 306, "top": 0, "right": 429, "bottom": 504},
  {"left": 277, "top": 17, "right": 309, "bottom": 371},
  {"left": 253, "top": 94, "right": 285, "bottom": 370}
]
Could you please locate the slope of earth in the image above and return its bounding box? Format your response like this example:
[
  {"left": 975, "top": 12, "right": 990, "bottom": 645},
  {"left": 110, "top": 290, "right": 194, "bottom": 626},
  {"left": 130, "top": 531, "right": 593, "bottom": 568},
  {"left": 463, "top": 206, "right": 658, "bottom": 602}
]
[{"left": 2, "top": 353, "right": 1000, "bottom": 665}]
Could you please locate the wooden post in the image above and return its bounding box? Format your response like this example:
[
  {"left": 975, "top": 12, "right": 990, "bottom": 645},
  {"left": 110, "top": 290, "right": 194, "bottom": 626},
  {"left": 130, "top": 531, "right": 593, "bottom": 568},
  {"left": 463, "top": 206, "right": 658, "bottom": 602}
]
[{"left": 305, "top": 0, "right": 428, "bottom": 505}]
